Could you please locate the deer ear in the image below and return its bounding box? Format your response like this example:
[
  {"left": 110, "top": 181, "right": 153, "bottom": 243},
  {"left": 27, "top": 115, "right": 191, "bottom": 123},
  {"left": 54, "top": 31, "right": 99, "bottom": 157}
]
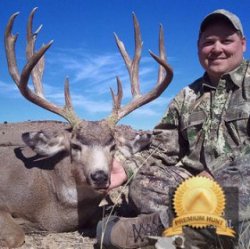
[{"left": 22, "top": 131, "right": 70, "bottom": 156}]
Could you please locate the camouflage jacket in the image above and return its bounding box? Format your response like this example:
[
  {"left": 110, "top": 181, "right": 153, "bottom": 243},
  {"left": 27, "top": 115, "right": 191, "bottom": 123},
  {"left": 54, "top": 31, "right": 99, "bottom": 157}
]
[{"left": 124, "top": 60, "right": 250, "bottom": 177}]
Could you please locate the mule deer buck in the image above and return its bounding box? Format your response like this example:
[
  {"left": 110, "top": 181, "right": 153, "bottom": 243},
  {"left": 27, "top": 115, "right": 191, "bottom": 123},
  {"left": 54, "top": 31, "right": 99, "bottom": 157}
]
[{"left": 1, "top": 7, "right": 173, "bottom": 248}]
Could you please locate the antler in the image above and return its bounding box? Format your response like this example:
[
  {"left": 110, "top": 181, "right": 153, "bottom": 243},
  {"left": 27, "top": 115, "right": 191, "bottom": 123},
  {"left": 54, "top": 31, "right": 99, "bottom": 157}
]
[
  {"left": 4, "top": 8, "right": 81, "bottom": 126},
  {"left": 107, "top": 13, "right": 173, "bottom": 126}
]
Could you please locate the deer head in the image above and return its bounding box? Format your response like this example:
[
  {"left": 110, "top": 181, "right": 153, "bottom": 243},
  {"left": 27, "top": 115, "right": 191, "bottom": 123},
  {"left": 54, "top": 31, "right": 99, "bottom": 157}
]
[{"left": 5, "top": 8, "right": 173, "bottom": 190}]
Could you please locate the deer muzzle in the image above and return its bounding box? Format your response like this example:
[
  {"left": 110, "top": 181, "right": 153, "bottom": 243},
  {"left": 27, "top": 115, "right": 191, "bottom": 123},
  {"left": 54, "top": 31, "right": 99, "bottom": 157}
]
[{"left": 90, "top": 170, "right": 109, "bottom": 189}]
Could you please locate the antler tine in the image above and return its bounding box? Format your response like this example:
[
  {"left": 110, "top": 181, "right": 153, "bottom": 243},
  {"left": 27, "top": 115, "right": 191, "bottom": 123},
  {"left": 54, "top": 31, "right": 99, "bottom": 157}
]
[
  {"left": 109, "top": 76, "right": 123, "bottom": 124},
  {"left": 114, "top": 12, "right": 142, "bottom": 97},
  {"left": 26, "top": 7, "right": 44, "bottom": 98},
  {"left": 63, "top": 77, "right": 81, "bottom": 125},
  {"left": 5, "top": 8, "right": 81, "bottom": 126},
  {"left": 107, "top": 13, "right": 173, "bottom": 126},
  {"left": 5, "top": 12, "right": 20, "bottom": 85},
  {"left": 148, "top": 24, "right": 173, "bottom": 89},
  {"left": 157, "top": 24, "right": 167, "bottom": 85}
]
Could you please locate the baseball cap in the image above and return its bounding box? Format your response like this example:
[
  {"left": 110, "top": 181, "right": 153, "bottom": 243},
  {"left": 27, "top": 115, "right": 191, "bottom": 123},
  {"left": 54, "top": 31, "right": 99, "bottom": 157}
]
[{"left": 199, "top": 9, "right": 244, "bottom": 37}]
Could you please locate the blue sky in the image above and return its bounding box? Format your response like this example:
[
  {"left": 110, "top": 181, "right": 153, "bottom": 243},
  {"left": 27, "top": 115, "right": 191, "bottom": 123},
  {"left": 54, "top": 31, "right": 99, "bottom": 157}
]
[{"left": 0, "top": 0, "right": 249, "bottom": 130}]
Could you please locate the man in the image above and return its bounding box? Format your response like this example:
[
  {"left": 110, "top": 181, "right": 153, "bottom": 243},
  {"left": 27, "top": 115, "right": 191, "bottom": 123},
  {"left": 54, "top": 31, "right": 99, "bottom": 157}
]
[{"left": 97, "top": 9, "right": 250, "bottom": 249}]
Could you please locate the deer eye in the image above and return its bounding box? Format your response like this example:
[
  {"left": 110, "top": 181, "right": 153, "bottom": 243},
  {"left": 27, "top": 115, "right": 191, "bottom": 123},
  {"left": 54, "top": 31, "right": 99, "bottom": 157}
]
[{"left": 71, "top": 143, "right": 82, "bottom": 151}]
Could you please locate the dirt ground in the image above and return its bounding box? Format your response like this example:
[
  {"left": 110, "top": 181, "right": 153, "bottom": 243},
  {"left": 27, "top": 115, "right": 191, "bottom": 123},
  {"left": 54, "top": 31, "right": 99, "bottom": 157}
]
[{"left": 19, "top": 231, "right": 97, "bottom": 249}]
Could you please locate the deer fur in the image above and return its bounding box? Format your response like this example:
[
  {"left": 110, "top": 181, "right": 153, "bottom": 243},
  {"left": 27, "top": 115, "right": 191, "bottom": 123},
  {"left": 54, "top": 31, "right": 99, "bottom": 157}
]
[{"left": 0, "top": 121, "right": 151, "bottom": 247}]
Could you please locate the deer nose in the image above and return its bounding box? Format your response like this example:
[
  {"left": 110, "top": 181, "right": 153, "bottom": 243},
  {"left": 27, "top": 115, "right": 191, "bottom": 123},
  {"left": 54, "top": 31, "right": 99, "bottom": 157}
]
[{"left": 91, "top": 170, "right": 108, "bottom": 186}]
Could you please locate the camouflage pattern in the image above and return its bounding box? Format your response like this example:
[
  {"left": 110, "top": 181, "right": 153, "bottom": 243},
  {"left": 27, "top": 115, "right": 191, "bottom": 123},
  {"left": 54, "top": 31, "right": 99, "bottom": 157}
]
[
  {"left": 121, "top": 60, "right": 250, "bottom": 248},
  {"left": 213, "top": 154, "right": 250, "bottom": 248}
]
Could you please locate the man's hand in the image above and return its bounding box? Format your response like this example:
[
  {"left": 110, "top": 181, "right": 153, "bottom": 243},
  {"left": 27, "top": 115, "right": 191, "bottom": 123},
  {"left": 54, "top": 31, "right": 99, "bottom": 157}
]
[{"left": 108, "top": 159, "right": 128, "bottom": 191}]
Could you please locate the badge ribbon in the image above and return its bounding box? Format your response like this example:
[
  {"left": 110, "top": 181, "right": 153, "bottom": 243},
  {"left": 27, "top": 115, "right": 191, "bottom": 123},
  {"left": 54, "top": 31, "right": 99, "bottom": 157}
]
[{"left": 164, "top": 176, "right": 235, "bottom": 237}]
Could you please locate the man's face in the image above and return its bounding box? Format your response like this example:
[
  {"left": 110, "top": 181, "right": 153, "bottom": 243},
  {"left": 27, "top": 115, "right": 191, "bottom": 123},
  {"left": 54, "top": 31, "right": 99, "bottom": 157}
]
[{"left": 198, "top": 20, "right": 246, "bottom": 83}]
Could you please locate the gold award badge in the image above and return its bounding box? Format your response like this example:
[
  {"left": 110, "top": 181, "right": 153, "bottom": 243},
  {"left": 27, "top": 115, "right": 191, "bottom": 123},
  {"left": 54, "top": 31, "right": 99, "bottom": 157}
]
[{"left": 164, "top": 176, "right": 235, "bottom": 237}]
